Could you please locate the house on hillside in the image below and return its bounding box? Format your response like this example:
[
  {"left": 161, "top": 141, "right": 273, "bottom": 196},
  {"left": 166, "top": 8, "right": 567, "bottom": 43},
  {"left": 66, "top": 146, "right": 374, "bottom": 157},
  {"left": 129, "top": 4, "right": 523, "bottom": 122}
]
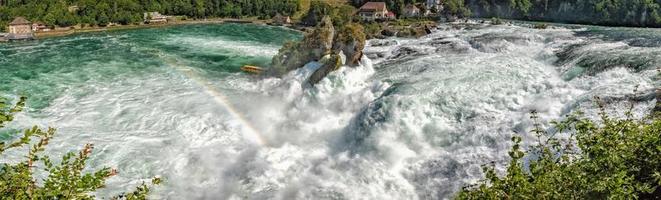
[
  {"left": 358, "top": 2, "right": 391, "bottom": 21},
  {"left": 403, "top": 4, "right": 421, "bottom": 17},
  {"left": 144, "top": 12, "right": 169, "bottom": 24},
  {"left": 7, "top": 17, "right": 34, "bottom": 40},
  {"left": 272, "top": 14, "right": 292, "bottom": 25}
]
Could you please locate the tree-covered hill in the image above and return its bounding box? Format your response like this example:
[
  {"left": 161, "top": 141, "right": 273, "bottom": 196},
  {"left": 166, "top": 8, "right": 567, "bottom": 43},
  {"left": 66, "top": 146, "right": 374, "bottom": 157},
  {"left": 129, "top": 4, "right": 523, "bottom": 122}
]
[
  {"left": 467, "top": 0, "right": 661, "bottom": 27},
  {"left": 352, "top": 0, "right": 661, "bottom": 27},
  {"left": 0, "top": 0, "right": 300, "bottom": 31}
]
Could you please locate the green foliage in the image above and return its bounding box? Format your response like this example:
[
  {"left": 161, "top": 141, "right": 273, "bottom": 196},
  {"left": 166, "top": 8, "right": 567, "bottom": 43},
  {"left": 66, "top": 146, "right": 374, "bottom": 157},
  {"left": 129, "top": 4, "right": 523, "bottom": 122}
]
[
  {"left": 0, "top": 97, "right": 160, "bottom": 199},
  {"left": 491, "top": 17, "right": 503, "bottom": 25},
  {"left": 0, "top": 96, "right": 25, "bottom": 129},
  {"left": 457, "top": 104, "right": 661, "bottom": 199},
  {"left": 362, "top": 22, "right": 383, "bottom": 38},
  {"left": 302, "top": 0, "right": 331, "bottom": 25},
  {"left": 337, "top": 22, "right": 366, "bottom": 44},
  {"left": 509, "top": 0, "right": 533, "bottom": 14},
  {"left": 330, "top": 5, "right": 357, "bottom": 27},
  {"left": 302, "top": 0, "right": 356, "bottom": 27},
  {"left": 0, "top": 0, "right": 300, "bottom": 28},
  {"left": 442, "top": 0, "right": 472, "bottom": 17}
]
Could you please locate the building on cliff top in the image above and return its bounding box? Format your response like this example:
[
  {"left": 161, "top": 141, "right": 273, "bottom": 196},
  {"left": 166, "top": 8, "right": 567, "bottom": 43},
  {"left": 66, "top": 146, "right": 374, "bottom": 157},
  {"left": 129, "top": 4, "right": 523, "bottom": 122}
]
[
  {"left": 358, "top": 2, "right": 392, "bottom": 21},
  {"left": 7, "top": 17, "right": 34, "bottom": 40}
]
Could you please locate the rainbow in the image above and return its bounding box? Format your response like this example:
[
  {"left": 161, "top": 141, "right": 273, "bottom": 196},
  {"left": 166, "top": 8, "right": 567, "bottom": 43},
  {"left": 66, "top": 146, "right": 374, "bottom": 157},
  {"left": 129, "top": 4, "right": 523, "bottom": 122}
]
[{"left": 157, "top": 53, "right": 268, "bottom": 146}]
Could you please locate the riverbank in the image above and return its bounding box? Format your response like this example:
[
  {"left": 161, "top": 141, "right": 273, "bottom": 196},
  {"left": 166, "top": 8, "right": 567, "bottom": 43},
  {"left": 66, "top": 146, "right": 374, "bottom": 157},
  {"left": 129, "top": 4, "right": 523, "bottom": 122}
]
[{"left": 7, "top": 18, "right": 302, "bottom": 40}]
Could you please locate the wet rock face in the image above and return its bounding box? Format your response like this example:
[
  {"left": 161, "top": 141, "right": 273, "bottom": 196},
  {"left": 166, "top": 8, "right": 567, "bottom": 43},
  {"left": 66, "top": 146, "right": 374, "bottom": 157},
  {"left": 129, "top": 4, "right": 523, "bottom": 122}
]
[
  {"left": 305, "top": 16, "right": 336, "bottom": 59},
  {"left": 270, "top": 16, "right": 366, "bottom": 84},
  {"left": 307, "top": 54, "right": 343, "bottom": 85},
  {"left": 269, "top": 16, "right": 335, "bottom": 76},
  {"left": 333, "top": 23, "right": 366, "bottom": 66}
]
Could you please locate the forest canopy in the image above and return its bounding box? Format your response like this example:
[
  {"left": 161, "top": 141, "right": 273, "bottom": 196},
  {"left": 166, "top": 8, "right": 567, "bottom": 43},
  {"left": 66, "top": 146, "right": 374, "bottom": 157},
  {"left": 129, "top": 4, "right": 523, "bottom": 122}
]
[
  {"left": 353, "top": 0, "right": 661, "bottom": 27},
  {"left": 469, "top": 0, "right": 661, "bottom": 27}
]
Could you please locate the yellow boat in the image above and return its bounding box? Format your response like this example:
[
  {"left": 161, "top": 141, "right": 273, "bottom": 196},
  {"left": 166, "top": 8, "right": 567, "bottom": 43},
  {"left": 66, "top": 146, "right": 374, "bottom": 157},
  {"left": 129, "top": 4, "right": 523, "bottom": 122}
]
[{"left": 241, "top": 65, "right": 264, "bottom": 74}]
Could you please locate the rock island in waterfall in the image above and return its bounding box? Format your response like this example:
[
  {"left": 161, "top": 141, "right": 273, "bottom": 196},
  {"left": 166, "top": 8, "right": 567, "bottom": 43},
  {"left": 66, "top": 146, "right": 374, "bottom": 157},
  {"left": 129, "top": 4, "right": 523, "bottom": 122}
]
[{"left": 1, "top": 0, "right": 660, "bottom": 199}]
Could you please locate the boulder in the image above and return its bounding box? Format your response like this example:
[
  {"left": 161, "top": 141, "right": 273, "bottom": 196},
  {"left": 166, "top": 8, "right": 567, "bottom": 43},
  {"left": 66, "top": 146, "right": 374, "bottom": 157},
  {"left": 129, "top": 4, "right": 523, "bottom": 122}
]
[
  {"left": 269, "top": 41, "right": 307, "bottom": 76},
  {"left": 396, "top": 29, "right": 413, "bottom": 37},
  {"left": 307, "top": 54, "right": 343, "bottom": 85},
  {"left": 396, "top": 27, "right": 429, "bottom": 38},
  {"left": 381, "top": 28, "right": 397, "bottom": 37},
  {"left": 412, "top": 27, "right": 429, "bottom": 37},
  {"left": 424, "top": 25, "right": 433, "bottom": 34}
]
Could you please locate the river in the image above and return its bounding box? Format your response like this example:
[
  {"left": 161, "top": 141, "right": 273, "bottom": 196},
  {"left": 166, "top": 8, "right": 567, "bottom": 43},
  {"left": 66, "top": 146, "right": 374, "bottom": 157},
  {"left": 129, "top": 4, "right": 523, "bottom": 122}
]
[{"left": 0, "top": 22, "right": 658, "bottom": 199}]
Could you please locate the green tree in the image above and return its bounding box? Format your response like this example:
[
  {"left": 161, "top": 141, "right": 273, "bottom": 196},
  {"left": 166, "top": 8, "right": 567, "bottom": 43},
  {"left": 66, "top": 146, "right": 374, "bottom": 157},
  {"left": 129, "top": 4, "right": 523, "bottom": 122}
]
[
  {"left": 509, "top": 0, "right": 532, "bottom": 14},
  {"left": 0, "top": 96, "right": 160, "bottom": 199},
  {"left": 457, "top": 106, "right": 661, "bottom": 199},
  {"left": 442, "top": 0, "right": 472, "bottom": 17},
  {"left": 97, "top": 12, "right": 110, "bottom": 26}
]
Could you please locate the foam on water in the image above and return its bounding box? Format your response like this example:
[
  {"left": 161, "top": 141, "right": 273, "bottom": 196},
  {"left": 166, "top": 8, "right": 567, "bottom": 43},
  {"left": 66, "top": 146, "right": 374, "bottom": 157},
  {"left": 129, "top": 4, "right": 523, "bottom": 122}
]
[
  {"left": 1, "top": 23, "right": 659, "bottom": 199},
  {"left": 163, "top": 36, "right": 282, "bottom": 57}
]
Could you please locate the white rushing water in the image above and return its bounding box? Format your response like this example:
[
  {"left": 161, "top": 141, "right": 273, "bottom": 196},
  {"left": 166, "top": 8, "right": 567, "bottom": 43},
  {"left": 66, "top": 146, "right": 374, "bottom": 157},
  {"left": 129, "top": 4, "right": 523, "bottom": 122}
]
[{"left": 4, "top": 22, "right": 659, "bottom": 199}]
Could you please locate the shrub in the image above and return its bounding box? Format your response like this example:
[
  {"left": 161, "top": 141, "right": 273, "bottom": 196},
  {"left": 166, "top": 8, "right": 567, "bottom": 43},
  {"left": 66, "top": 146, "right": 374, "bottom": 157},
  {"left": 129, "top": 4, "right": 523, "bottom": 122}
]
[
  {"left": 457, "top": 102, "right": 661, "bottom": 199},
  {"left": 491, "top": 17, "right": 503, "bottom": 25},
  {"left": 362, "top": 22, "right": 384, "bottom": 38},
  {"left": 0, "top": 97, "right": 160, "bottom": 199}
]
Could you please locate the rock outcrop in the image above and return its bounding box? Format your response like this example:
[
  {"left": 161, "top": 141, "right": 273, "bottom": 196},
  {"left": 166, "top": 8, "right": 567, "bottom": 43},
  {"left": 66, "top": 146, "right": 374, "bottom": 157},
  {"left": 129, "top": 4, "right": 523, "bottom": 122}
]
[
  {"left": 395, "top": 25, "right": 434, "bottom": 38},
  {"left": 307, "top": 54, "right": 343, "bottom": 85},
  {"left": 269, "top": 16, "right": 335, "bottom": 76},
  {"left": 333, "top": 23, "right": 366, "bottom": 66},
  {"left": 269, "top": 16, "right": 366, "bottom": 85}
]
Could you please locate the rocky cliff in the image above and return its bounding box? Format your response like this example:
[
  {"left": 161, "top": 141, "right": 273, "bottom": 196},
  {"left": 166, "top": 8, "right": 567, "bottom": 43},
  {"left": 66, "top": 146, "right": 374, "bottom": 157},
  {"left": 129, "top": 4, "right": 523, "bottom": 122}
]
[{"left": 269, "top": 16, "right": 366, "bottom": 85}]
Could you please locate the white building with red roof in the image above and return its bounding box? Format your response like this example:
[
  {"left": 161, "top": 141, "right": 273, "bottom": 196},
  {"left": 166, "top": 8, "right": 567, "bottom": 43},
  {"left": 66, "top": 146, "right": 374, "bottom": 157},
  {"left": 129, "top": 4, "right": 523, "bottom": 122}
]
[{"left": 358, "top": 2, "right": 392, "bottom": 21}]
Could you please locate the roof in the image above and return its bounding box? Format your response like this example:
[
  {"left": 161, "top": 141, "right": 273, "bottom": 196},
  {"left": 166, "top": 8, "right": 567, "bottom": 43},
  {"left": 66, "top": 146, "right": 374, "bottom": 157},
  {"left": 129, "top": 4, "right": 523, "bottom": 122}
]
[
  {"left": 387, "top": 11, "right": 396, "bottom": 17},
  {"left": 9, "top": 17, "right": 31, "bottom": 25},
  {"left": 360, "top": 2, "right": 387, "bottom": 12}
]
